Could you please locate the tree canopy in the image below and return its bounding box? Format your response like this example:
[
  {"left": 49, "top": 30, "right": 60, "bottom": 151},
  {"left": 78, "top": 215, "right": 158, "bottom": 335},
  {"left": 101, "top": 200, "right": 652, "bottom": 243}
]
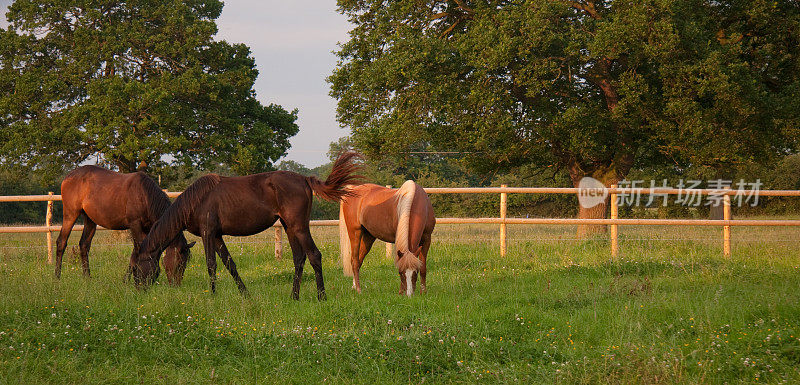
[
  {"left": 330, "top": 0, "right": 800, "bottom": 202},
  {"left": 0, "top": 0, "right": 298, "bottom": 182}
]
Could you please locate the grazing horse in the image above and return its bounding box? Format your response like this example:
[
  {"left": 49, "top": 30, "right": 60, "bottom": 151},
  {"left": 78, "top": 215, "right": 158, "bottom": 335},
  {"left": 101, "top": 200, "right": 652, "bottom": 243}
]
[
  {"left": 131, "top": 152, "right": 362, "bottom": 300},
  {"left": 339, "top": 180, "right": 435, "bottom": 296},
  {"left": 55, "top": 166, "right": 195, "bottom": 284}
]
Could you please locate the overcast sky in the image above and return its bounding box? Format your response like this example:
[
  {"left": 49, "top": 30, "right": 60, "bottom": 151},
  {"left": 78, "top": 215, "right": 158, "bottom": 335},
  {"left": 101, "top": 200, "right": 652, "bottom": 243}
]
[{"left": 0, "top": 0, "right": 351, "bottom": 167}]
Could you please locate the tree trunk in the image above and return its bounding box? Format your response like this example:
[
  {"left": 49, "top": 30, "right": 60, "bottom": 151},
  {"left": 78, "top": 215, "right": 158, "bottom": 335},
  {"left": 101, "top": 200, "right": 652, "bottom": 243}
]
[
  {"left": 576, "top": 187, "right": 610, "bottom": 238},
  {"left": 568, "top": 164, "right": 625, "bottom": 239},
  {"left": 708, "top": 202, "right": 724, "bottom": 220}
]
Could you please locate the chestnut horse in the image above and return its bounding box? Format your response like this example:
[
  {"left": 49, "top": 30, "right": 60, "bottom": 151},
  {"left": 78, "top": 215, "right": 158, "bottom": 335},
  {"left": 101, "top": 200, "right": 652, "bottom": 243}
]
[
  {"left": 339, "top": 180, "right": 435, "bottom": 296},
  {"left": 55, "top": 166, "right": 195, "bottom": 283},
  {"left": 131, "top": 152, "right": 362, "bottom": 300}
]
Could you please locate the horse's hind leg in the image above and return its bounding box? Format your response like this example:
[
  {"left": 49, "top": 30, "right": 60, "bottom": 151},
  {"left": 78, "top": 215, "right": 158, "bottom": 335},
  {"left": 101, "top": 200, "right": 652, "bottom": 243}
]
[
  {"left": 299, "top": 230, "right": 326, "bottom": 301},
  {"left": 283, "top": 228, "right": 307, "bottom": 301},
  {"left": 55, "top": 210, "right": 80, "bottom": 279},
  {"left": 353, "top": 231, "right": 376, "bottom": 294},
  {"left": 216, "top": 236, "right": 248, "bottom": 296},
  {"left": 284, "top": 223, "right": 326, "bottom": 301},
  {"left": 419, "top": 233, "right": 431, "bottom": 293},
  {"left": 349, "top": 228, "right": 363, "bottom": 292},
  {"left": 77, "top": 218, "right": 97, "bottom": 278}
]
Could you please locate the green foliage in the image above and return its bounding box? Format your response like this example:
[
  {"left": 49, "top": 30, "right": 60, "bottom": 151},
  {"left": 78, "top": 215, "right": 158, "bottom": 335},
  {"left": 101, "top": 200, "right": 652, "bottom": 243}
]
[
  {"left": 621, "top": 154, "right": 800, "bottom": 217},
  {"left": 330, "top": 0, "right": 800, "bottom": 186},
  {"left": 0, "top": 0, "right": 298, "bottom": 183},
  {"left": 276, "top": 160, "right": 313, "bottom": 175},
  {"left": 0, "top": 171, "right": 61, "bottom": 224}
]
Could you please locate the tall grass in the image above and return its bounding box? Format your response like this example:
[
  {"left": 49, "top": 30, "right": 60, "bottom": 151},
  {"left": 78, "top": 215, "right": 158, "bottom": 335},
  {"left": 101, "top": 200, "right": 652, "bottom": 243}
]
[{"left": 1, "top": 223, "right": 799, "bottom": 383}]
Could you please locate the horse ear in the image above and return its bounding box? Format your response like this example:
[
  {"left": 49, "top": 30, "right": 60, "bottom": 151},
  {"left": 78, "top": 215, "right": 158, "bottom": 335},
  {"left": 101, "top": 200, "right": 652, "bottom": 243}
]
[{"left": 186, "top": 241, "right": 196, "bottom": 249}]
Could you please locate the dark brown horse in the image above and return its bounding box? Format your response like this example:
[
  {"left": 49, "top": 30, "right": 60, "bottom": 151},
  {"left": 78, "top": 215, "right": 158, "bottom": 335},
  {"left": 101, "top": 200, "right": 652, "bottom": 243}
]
[
  {"left": 131, "top": 152, "right": 362, "bottom": 300},
  {"left": 55, "top": 166, "right": 195, "bottom": 283},
  {"left": 339, "top": 181, "right": 435, "bottom": 296}
]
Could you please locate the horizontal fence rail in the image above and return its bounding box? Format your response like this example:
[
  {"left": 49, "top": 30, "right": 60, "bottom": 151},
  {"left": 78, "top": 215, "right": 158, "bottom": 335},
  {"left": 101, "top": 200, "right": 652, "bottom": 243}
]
[
  {"left": 6, "top": 187, "right": 800, "bottom": 201},
  {"left": 4, "top": 217, "right": 799, "bottom": 234},
  {"left": 2, "top": 186, "right": 799, "bottom": 261}
]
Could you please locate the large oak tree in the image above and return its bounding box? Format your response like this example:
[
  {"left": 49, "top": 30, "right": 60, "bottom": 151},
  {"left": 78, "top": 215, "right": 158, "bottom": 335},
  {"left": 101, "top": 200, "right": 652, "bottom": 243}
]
[
  {"left": 329, "top": 0, "right": 800, "bottom": 235},
  {"left": 0, "top": 0, "right": 298, "bottom": 181}
]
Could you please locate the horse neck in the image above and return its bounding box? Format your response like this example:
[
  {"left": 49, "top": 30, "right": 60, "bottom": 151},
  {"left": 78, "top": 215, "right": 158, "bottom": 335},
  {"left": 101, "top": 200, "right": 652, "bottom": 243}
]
[
  {"left": 139, "top": 173, "right": 220, "bottom": 260},
  {"left": 139, "top": 218, "right": 182, "bottom": 261},
  {"left": 166, "top": 232, "right": 187, "bottom": 249}
]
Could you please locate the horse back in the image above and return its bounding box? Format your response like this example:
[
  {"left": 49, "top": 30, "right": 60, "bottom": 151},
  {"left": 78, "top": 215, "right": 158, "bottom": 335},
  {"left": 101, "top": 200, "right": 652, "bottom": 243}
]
[
  {"left": 342, "top": 184, "right": 401, "bottom": 242},
  {"left": 60, "top": 166, "right": 164, "bottom": 229},
  {"left": 191, "top": 172, "right": 310, "bottom": 236}
]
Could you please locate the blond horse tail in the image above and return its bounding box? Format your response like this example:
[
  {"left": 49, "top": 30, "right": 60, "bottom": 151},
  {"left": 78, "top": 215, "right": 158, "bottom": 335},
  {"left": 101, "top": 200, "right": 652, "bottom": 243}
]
[
  {"left": 396, "top": 252, "right": 423, "bottom": 272},
  {"left": 339, "top": 202, "right": 354, "bottom": 276},
  {"left": 394, "top": 180, "right": 423, "bottom": 274}
]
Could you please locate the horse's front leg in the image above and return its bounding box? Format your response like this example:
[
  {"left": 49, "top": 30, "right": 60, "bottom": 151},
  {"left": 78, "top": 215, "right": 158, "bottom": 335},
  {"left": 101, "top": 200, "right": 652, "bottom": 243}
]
[
  {"left": 201, "top": 235, "right": 218, "bottom": 294},
  {"left": 125, "top": 222, "right": 145, "bottom": 284},
  {"left": 216, "top": 236, "right": 248, "bottom": 296}
]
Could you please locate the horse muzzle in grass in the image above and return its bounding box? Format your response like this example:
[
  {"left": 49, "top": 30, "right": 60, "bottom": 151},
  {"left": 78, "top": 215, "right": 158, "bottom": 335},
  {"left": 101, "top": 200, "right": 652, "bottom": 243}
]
[{"left": 131, "top": 258, "right": 160, "bottom": 289}]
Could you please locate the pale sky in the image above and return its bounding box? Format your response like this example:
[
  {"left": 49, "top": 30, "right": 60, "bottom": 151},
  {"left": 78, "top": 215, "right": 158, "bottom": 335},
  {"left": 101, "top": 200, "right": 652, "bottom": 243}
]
[{"left": 0, "top": 0, "right": 351, "bottom": 167}]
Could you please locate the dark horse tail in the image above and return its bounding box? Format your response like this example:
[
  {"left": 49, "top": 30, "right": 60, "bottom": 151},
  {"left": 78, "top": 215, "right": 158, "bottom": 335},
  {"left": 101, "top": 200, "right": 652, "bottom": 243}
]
[
  {"left": 306, "top": 151, "right": 362, "bottom": 201},
  {"left": 139, "top": 174, "right": 222, "bottom": 257}
]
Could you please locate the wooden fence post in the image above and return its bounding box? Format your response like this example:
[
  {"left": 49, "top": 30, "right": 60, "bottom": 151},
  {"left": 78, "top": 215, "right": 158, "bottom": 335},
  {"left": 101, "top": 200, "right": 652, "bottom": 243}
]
[
  {"left": 46, "top": 191, "right": 54, "bottom": 264},
  {"left": 500, "top": 184, "right": 507, "bottom": 257},
  {"left": 610, "top": 184, "right": 618, "bottom": 259},
  {"left": 723, "top": 187, "right": 731, "bottom": 258},
  {"left": 274, "top": 227, "right": 282, "bottom": 260},
  {"left": 385, "top": 185, "right": 394, "bottom": 259}
]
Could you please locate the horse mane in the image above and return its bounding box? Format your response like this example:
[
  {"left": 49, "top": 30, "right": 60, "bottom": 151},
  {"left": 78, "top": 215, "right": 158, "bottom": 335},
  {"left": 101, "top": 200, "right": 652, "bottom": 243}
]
[
  {"left": 135, "top": 173, "right": 172, "bottom": 223},
  {"left": 139, "top": 173, "right": 221, "bottom": 259}
]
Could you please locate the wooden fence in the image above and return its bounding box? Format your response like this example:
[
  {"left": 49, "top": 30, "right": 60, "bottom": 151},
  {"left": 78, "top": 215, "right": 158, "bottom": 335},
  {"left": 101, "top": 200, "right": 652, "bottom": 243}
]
[{"left": 2, "top": 186, "right": 800, "bottom": 262}]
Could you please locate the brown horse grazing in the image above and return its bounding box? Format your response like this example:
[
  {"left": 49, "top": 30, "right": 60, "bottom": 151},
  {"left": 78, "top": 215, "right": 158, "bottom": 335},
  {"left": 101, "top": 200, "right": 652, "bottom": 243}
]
[
  {"left": 55, "top": 166, "right": 195, "bottom": 284},
  {"left": 131, "top": 152, "right": 362, "bottom": 300},
  {"left": 339, "top": 180, "right": 435, "bottom": 296}
]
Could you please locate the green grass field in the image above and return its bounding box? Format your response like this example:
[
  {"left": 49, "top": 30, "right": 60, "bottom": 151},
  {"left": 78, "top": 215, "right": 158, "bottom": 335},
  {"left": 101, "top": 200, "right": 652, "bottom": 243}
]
[{"left": 1, "top": 223, "right": 799, "bottom": 384}]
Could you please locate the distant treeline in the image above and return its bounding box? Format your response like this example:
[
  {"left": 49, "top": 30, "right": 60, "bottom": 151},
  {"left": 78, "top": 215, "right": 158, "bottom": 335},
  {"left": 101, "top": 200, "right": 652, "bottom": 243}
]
[
  {"left": 0, "top": 172, "right": 63, "bottom": 225},
  {"left": 1, "top": 154, "right": 798, "bottom": 225}
]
